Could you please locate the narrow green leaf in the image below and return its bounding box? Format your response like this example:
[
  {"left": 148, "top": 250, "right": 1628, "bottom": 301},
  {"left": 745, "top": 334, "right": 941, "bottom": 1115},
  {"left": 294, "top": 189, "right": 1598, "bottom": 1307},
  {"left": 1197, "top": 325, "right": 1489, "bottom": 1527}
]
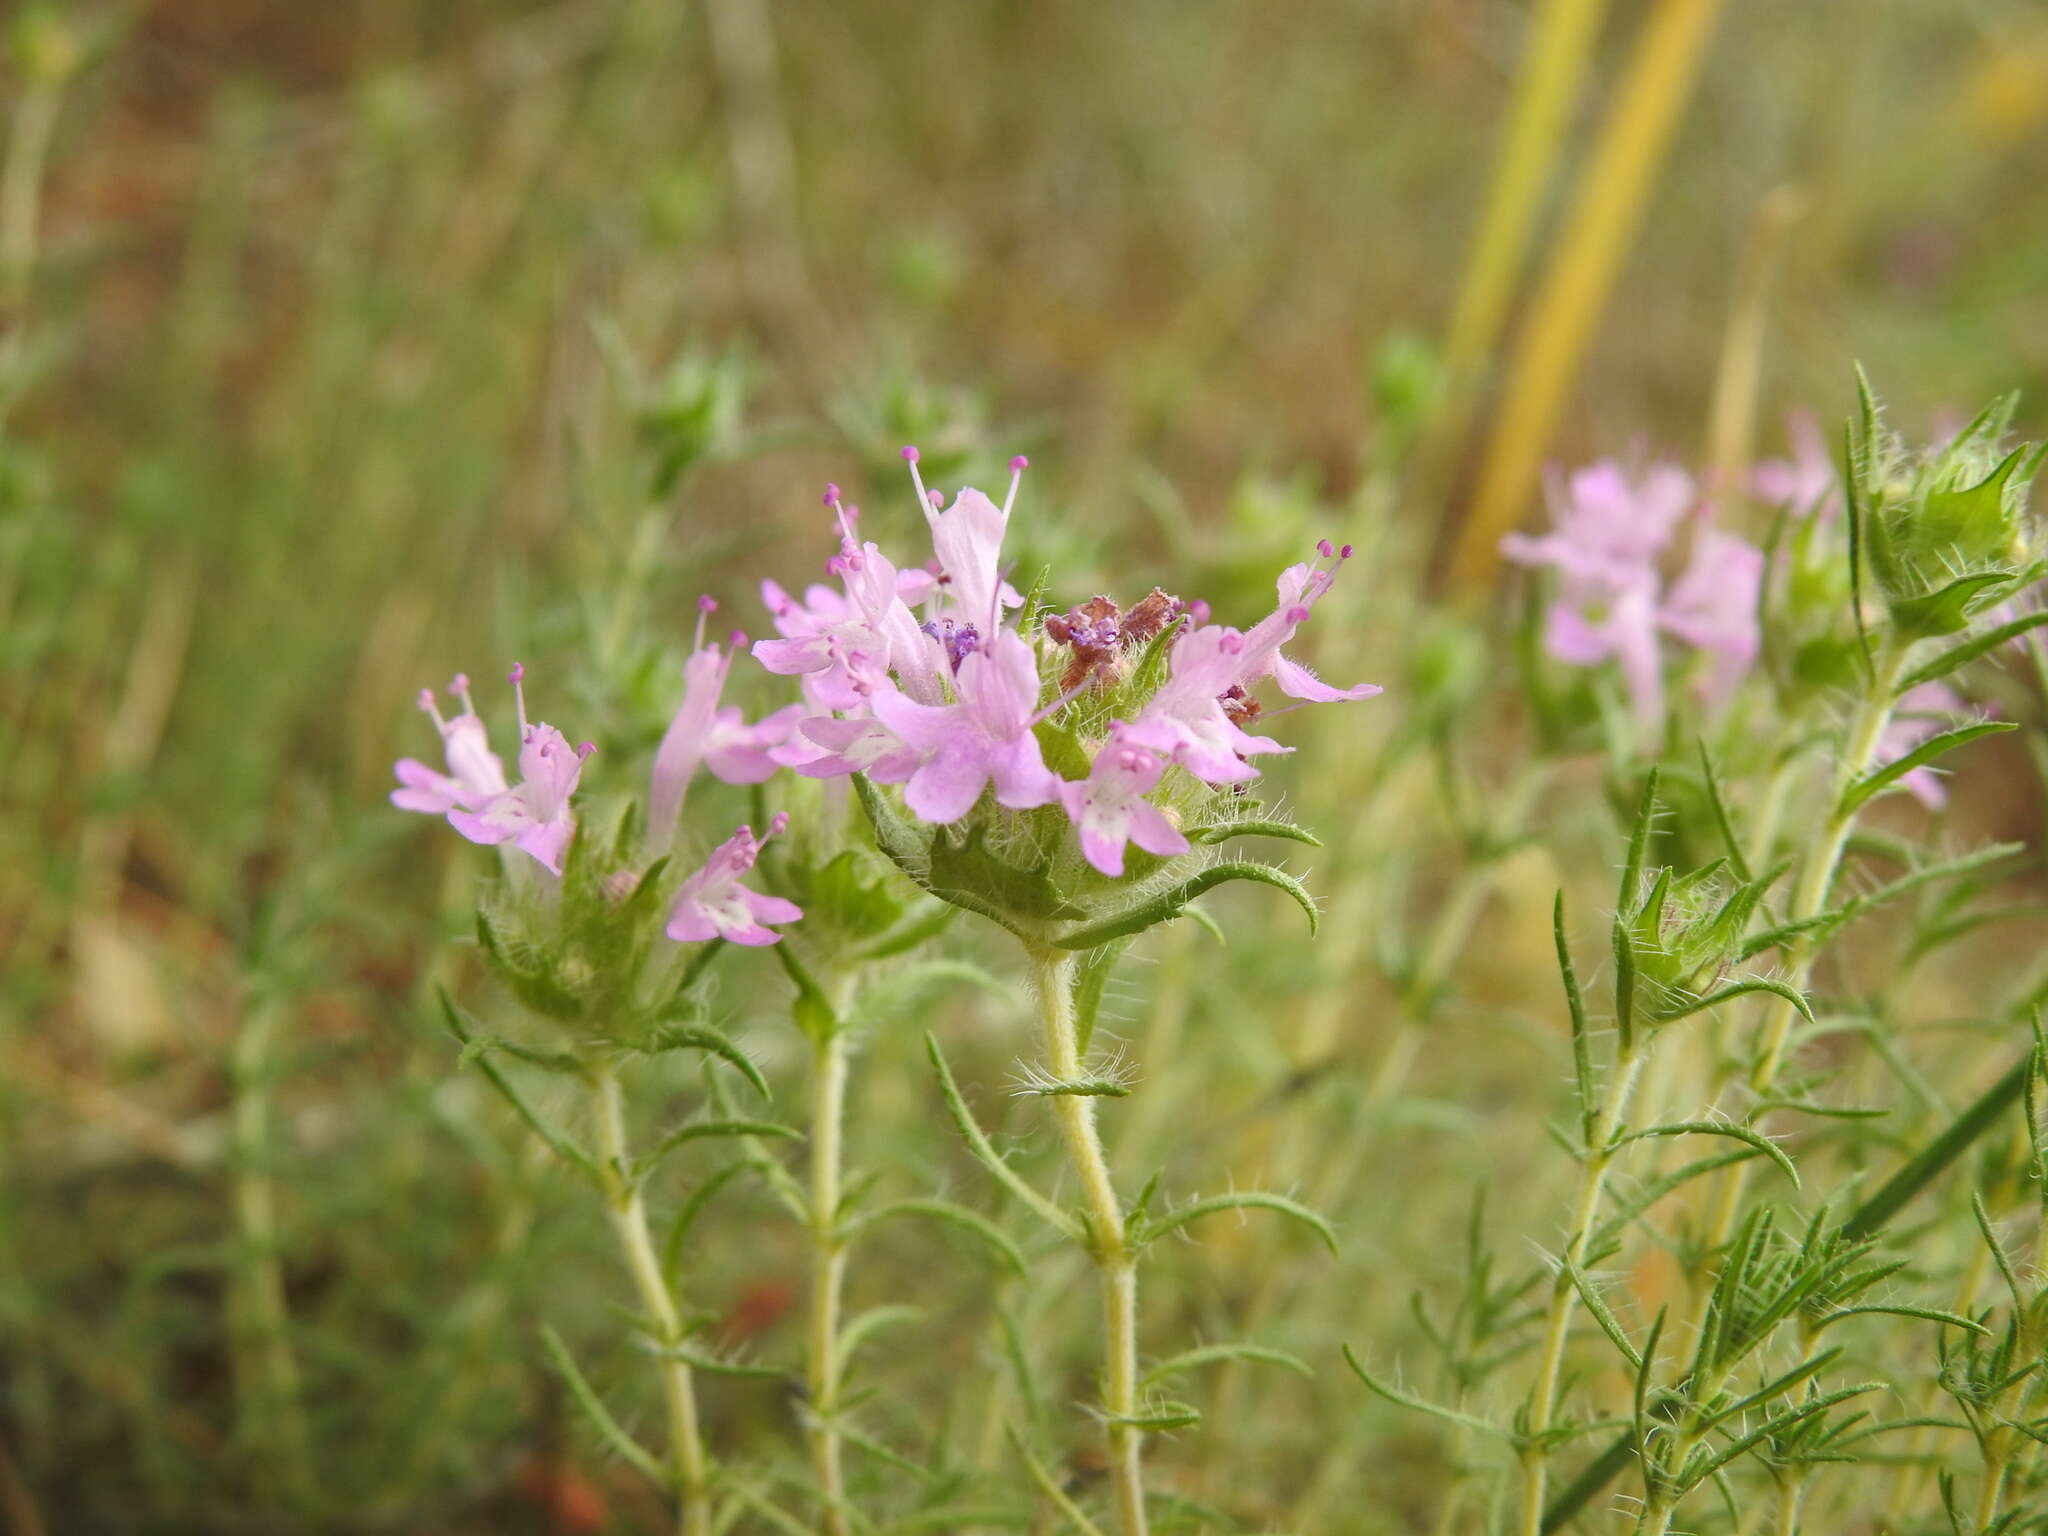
[
  {"left": 923, "top": 1034, "right": 1082, "bottom": 1241},
  {"left": 853, "top": 1198, "right": 1028, "bottom": 1277},
  {"left": 1842, "top": 1052, "right": 2028, "bottom": 1239},
  {"left": 663, "top": 1162, "right": 746, "bottom": 1288},
  {"left": 540, "top": 1325, "right": 668, "bottom": 1487},
  {"left": 1810, "top": 1303, "right": 1989, "bottom": 1336},
  {"left": 1007, "top": 1425, "right": 1110, "bottom": 1536},
  {"left": 1901, "top": 610, "right": 2048, "bottom": 689},
  {"left": 1840, "top": 721, "right": 2015, "bottom": 816},
  {"left": 1054, "top": 861, "right": 1318, "bottom": 950},
  {"left": 1139, "top": 1341, "right": 1314, "bottom": 1392},
  {"left": 1139, "top": 1190, "right": 1337, "bottom": 1255},
  {"left": 1615, "top": 1120, "right": 1799, "bottom": 1189},
  {"left": 1562, "top": 1259, "right": 1641, "bottom": 1370},
  {"left": 1072, "top": 935, "right": 1133, "bottom": 1057},
  {"left": 1655, "top": 976, "right": 1814, "bottom": 1029},
  {"left": 1184, "top": 818, "right": 1323, "bottom": 848},
  {"left": 1342, "top": 1346, "right": 1515, "bottom": 1443},
  {"left": 836, "top": 1304, "right": 923, "bottom": 1368},
  {"left": 1695, "top": 740, "right": 1753, "bottom": 884},
  {"left": 1554, "top": 892, "right": 1596, "bottom": 1150},
  {"left": 636, "top": 1119, "right": 801, "bottom": 1179},
  {"left": 636, "top": 1022, "right": 771, "bottom": 1102},
  {"left": 439, "top": 990, "right": 600, "bottom": 1186}
]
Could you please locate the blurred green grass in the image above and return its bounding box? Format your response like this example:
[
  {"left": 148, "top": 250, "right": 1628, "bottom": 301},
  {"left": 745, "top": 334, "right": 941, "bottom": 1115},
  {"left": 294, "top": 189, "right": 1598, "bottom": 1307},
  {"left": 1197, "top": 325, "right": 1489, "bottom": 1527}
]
[{"left": 4, "top": 1, "right": 2048, "bottom": 1530}]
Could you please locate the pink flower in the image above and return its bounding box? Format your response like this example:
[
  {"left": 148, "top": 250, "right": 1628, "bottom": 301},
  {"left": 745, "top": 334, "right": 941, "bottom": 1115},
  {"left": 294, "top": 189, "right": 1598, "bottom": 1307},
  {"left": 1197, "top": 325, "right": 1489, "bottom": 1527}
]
[
  {"left": 649, "top": 599, "right": 803, "bottom": 842},
  {"left": 1660, "top": 526, "right": 1765, "bottom": 704},
  {"left": 753, "top": 489, "right": 944, "bottom": 709},
  {"left": 1231, "top": 547, "right": 1384, "bottom": 705},
  {"left": 905, "top": 449, "right": 1027, "bottom": 629},
  {"left": 1123, "top": 625, "right": 1290, "bottom": 784},
  {"left": 392, "top": 673, "right": 509, "bottom": 816},
  {"left": 868, "top": 629, "right": 1062, "bottom": 822},
  {"left": 1503, "top": 461, "right": 1697, "bottom": 733},
  {"left": 666, "top": 814, "right": 803, "bottom": 947},
  {"left": 1752, "top": 412, "right": 1839, "bottom": 520},
  {"left": 1059, "top": 727, "right": 1190, "bottom": 876},
  {"left": 1124, "top": 542, "right": 1378, "bottom": 784},
  {"left": 1875, "top": 683, "right": 1976, "bottom": 810},
  {"left": 418, "top": 665, "right": 593, "bottom": 875}
]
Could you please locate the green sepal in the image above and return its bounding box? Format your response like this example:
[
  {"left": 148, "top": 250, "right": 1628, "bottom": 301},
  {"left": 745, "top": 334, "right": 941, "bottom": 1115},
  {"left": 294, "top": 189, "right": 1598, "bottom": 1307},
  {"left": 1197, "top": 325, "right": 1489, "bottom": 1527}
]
[
  {"left": 1886, "top": 571, "right": 2021, "bottom": 640},
  {"left": 929, "top": 825, "right": 1089, "bottom": 924}
]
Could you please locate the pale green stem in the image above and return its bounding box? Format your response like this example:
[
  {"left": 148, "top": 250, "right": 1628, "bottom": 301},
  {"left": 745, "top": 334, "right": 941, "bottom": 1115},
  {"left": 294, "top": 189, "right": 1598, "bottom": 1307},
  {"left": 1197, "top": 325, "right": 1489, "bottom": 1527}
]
[
  {"left": 1773, "top": 1475, "right": 1805, "bottom": 1536},
  {"left": 592, "top": 1062, "right": 712, "bottom": 1536},
  {"left": 1, "top": 74, "right": 61, "bottom": 315},
  {"left": 1032, "top": 947, "right": 1146, "bottom": 1536},
  {"left": 228, "top": 999, "right": 314, "bottom": 1505},
  {"left": 1519, "top": 1044, "right": 1648, "bottom": 1536},
  {"left": 808, "top": 1017, "right": 853, "bottom": 1536}
]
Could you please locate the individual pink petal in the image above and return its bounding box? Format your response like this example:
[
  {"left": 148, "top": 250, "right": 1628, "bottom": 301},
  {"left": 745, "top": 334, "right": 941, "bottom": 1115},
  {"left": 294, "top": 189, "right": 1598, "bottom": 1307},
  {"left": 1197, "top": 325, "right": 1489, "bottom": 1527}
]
[
  {"left": 1270, "top": 653, "right": 1383, "bottom": 703},
  {"left": 903, "top": 739, "right": 992, "bottom": 823},
  {"left": 1126, "top": 799, "right": 1189, "bottom": 859}
]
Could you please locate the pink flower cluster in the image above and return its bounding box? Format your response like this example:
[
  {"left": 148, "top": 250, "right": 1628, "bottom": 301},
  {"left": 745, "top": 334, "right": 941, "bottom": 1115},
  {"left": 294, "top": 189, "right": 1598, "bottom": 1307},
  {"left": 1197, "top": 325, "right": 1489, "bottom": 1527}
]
[
  {"left": 1502, "top": 461, "right": 1764, "bottom": 738},
  {"left": 754, "top": 449, "right": 1381, "bottom": 875},
  {"left": 391, "top": 626, "right": 804, "bottom": 945}
]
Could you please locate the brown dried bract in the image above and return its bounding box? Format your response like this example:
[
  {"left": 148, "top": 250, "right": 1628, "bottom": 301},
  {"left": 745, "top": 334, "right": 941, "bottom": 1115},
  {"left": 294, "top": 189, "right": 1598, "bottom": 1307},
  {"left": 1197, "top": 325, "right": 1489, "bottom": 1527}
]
[{"left": 1121, "top": 587, "right": 1180, "bottom": 641}]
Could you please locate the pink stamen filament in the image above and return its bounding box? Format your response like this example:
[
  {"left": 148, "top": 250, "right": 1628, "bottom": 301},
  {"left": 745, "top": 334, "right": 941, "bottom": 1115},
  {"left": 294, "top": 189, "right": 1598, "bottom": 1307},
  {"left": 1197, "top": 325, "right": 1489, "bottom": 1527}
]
[
  {"left": 1001, "top": 455, "right": 1027, "bottom": 518},
  {"left": 418, "top": 688, "right": 450, "bottom": 735},
  {"left": 508, "top": 664, "right": 529, "bottom": 734}
]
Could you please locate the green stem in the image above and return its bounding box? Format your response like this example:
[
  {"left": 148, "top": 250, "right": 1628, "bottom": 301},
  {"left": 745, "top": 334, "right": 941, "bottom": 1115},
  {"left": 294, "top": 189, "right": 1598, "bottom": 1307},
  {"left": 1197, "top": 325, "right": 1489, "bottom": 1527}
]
[
  {"left": 1701, "top": 658, "right": 1902, "bottom": 1256},
  {"left": 592, "top": 1061, "right": 712, "bottom": 1536},
  {"left": 808, "top": 1018, "right": 852, "bottom": 1536},
  {"left": 1519, "top": 1042, "right": 1647, "bottom": 1536},
  {"left": 1032, "top": 947, "right": 1147, "bottom": 1536},
  {"left": 228, "top": 999, "right": 314, "bottom": 1506}
]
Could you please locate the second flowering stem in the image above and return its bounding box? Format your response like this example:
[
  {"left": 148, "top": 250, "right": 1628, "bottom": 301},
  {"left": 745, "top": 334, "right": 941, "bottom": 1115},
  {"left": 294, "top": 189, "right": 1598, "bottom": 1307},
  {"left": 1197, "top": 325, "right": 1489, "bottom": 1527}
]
[
  {"left": 807, "top": 992, "right": 855, "bottom": 1536},
  {"left": 1032, "top": 946, "right": 1148, "bottom": 1536},
  {"left": 591, "top": 1059, "right": 713, "bottom": 1536}
]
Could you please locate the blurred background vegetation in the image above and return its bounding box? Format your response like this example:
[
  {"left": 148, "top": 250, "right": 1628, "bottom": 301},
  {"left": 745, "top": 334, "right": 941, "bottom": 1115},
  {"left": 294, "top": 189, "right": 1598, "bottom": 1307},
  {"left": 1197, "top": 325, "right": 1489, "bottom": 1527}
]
[{"left": 5, "top": 1, "right": 2048, "bottom": 1531}]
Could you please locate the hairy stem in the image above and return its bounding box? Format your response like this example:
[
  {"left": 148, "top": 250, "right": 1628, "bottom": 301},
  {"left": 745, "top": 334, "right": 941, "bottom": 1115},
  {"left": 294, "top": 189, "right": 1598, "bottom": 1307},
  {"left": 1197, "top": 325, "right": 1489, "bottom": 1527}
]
[
  {"left": 1033, "top": 947, "right": 1147, "bottom": 1536},
  {"left": 1519, "top": 1043, "right": 1647, "bottom": 1536},
  {"left": 808, "top": 1016, "right": 852, "bottom": 1536},
  {"left": 592, "top": 1061, "right": 712, "bottom": 1536}
]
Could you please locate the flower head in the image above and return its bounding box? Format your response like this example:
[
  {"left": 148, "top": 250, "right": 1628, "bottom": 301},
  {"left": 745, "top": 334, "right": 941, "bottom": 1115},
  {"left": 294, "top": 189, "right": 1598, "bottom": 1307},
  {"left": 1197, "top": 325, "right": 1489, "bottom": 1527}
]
[{"left": 666, "top": 813, "right": 803, "bottom": 946}]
